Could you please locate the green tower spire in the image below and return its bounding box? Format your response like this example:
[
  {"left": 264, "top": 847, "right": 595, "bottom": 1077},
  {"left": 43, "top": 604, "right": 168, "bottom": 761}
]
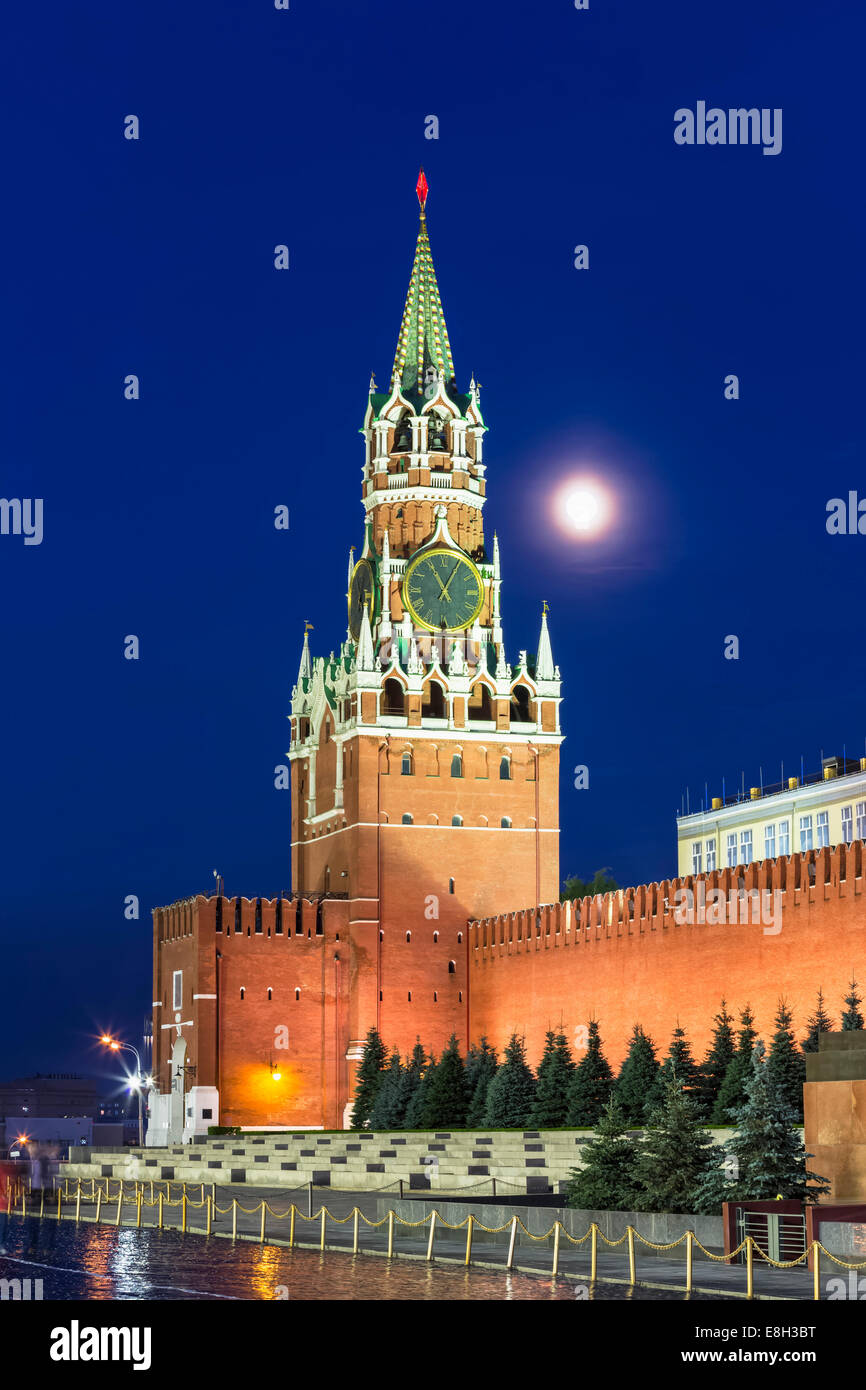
[{"left": 392, "top": 169, "right": 455, "bottom": 397}]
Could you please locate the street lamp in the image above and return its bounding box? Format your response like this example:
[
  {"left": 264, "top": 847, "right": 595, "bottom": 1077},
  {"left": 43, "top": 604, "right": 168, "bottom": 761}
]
[{"left": 99, "top": 1034, "right": 147, "bottom": 1146}]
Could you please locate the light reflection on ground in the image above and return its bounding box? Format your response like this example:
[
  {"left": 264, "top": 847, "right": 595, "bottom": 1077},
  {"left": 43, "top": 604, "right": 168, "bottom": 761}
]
[{"left": 0, "top": 1218, "right": 714, "bottom": 1301}]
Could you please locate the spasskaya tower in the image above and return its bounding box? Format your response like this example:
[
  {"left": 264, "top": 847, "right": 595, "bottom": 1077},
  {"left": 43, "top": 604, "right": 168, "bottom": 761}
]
[{"left": 288, "top": 171, "right": 564, "bottom": 1071}]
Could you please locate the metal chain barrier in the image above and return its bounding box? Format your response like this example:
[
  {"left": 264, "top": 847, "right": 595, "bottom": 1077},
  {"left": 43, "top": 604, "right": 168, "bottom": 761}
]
[{"left": 18, "top": 1178, "right": 866, "bottom": 1297}]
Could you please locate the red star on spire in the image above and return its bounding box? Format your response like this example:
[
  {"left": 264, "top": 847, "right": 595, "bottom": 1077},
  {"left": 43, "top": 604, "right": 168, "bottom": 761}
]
[{"left": 416, "top": 168, "right": 429, "bottom": 210}]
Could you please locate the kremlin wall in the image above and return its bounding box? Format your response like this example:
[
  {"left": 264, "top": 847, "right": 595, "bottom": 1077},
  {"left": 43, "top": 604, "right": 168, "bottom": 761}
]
[
  {"left": 470, "top": 843, "right": 865, "bottom": 1071},
  {"left": 152, "top": 842, "right": 865, "bottom": 1134}
]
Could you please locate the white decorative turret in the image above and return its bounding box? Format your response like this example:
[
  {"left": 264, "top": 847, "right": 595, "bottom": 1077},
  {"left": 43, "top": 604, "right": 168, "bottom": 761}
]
[
  {"left": 536, "top": 604, "right": 555, "bottom": 681},
  {"left": 492, "top": 533, "right": 503, "bottom": 646},
  {"left": 356, "top": 604, "right": 376, "bottom": 673},
  {"left": 297, "top": 625, "right": 312, "bottom": 684}
]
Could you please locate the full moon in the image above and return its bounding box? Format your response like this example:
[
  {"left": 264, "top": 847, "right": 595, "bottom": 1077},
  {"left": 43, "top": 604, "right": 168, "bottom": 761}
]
[{"left": 558, "top": 478, "right": 612, "bottom": 536}]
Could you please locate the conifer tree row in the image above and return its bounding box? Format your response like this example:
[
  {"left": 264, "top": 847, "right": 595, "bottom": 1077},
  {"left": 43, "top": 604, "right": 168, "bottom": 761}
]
[{"left": 348, "top": 987, "right": 859, "bottom": 1131}]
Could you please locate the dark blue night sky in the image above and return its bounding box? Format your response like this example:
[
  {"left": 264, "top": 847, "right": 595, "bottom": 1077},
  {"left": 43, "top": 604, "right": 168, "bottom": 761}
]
[{"left": 2, "top": 0, "right": 864, "bottom": 1082}]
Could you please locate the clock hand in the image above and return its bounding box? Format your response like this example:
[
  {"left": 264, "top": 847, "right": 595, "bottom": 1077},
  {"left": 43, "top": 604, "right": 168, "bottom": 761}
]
[{"left": 439, "top": 562, "right": 461, "bottom": 602}]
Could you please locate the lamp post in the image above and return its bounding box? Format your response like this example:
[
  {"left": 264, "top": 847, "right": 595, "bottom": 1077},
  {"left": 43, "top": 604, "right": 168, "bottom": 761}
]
[{"left": 100, "top": 1035, "right": 150, "bottom": 1146}]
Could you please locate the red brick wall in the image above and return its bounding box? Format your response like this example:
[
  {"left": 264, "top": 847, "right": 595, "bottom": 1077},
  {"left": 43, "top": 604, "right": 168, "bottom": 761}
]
[{"left": 469, "top": 845, "right": 866, "bottom": 1071}]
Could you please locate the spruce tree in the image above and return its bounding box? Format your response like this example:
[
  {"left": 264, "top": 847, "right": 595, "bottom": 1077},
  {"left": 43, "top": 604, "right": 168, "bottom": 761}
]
[
  {"left": 718, "top": 1042, "right": 830, "bottom": 1203},
  {"left": 422, "top": 1034, "right": 469, "bottom": 1128},
  {"left": 766, "top": 998, "right": 806, "bottom": 1121},
  {"left": 465, "top": 1038, "right": 498, "bottom": 1127},
  {"left": 635, "top": 1074, "right": 725, "bottom": 1214},
  {"left": 712, "top": 1005, "right": 757, "bottom": 1124},
  {"left": 484, "top": 1034, "right": 536, "bottom": 1128},
  {"left": 566, "top": 1020, "right": 614, "bottom": 1126},
  {"left": 648, "top": 1024, "right": 701, "bottom": 1114},
  {"left": 349, "top": 1027, "right": 388, "bottom": 1129},
  {"left": 368, "top": 1050, "right": 405, "bottom": 1129},
  {"left": 566, "top": 1098, "right": 642, "bottom": 1211},
  {"left": 842, "top": 976, "right": 865, "bottom": 1030},
  {"left": 401, "top": 1041, "right": 428, "bottom": 1122},
  {"left": 530, "top": 1030, "right": 575, "bottom": 1127},
  {"left": 696, "top": 1001, "right": 736, "bottom": 1119},
  {"left": 614, "top": 1026, "right": 659, "bottom": 1126},
  {"left": 801, "top": 987, "right": 834, "bottom": 1053},
  {"left": 404, "top": 1048, "right": 436, "bottom": 1129}
]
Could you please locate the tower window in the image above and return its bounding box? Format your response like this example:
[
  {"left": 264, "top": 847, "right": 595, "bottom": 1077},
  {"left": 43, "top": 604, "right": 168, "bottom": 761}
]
[
  {"left": 449, "top": 878, "right": 455, "bottom": 894},
  {"left": 383, "top": 678, "right": 406, "bottom": 716},
  {"left": 240, "top": 987, "right": 245, "bottom": 1001},
  {"left": 267, "top": 988, "right": 272, "bottom": 1001},
  {"left": 457, "top": 932, "right": 462, "bottom": 943},
  {"left": 469, "top": 684, "right": 493, "bottom": 721},
  {"left": 501, "top": 816, "right": 512, "bottom": 828},
  {"left": 451, "top": 754, "right": 463, "bottom": 778},
  {"left": 499, "top": 756, "right": 511, "bottom": 780},
  {"left": 433, "top": 931, "right": 439, "bottom": 943},
  {"left": 295, "top": 988, "right": 301, "bottom": 1001},
  {"left": 433, "top": 991, "right": 438, "bottom": 1002},
  {"left": 401, "top": 752, "right": 413, "bottom": 775},
  {"left": 402, "top": 813, "right": 413, "bottom": 825},
  {"left": 510, "top": 685, "right": 533, "bottom": 723},
  {"left": 422, "top": 680, "right": 446, "bottom": 720},
  {"left": 448, "top": 961, "right": 456, "bottom": 974},
  {"left": 406, "top": 931, "right": 411, "bottom": 943},
  {"left": 408, "top": 991, "right": 412, "bottom": 1002},
  {"left": 458, "top": 991, "right": 463, "bottom": 1003},
  {"left": 452, "top": 815, "right": 463, "bottom": 827}
]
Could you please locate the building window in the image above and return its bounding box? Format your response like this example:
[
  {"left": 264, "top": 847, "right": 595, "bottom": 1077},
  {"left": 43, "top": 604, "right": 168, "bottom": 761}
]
[
  {"left": 433, "top": 991, "right": 438, "bottom": 1003},
  {"left": 842, "top": 805, "right": 853, "bottom": 842},
  {"left": 452, "top": 815, "right": 463, "bottom": 827},
  {"left": 240, "top": 987, "right": 245, "bottom": 1001},
  {"left": 499, "top": 756, "right": 511, "bottom": 780},
  {"left": 779, "top": 819, "right": 790, "bottom": 855},
  {"left": 402, "top": 813, "right": 413, "bottom": 824},
  {"left": 449, "top": 878, "right": 455, "bottom": 894},
  {"left": 406, "top": 931, "right": 411, "bottom": 943},
  {"left": 295, "top": 988, "right": 300, "bottom": 1001},
  {"left": 172, "top": 971, "right": 183, "bottom": 1010},
  {"left": 433, "top": 931, "right": 439, "bottom": 942},
  {"left": 501, "top": 816, "right": 511, "bottom": 828},
  {"left": 458, "top": 992, "right": 463, "bottom": 1003},
  {"left": 816, "top": 810, "right": 830, "bottom": 849},
  {"left": 705, "top": 838, "right": 716, "bottom": 872},
  {"left": 691, "top": 841, "right": 702, "bottom": 875},
  {"left": 448, "top": 960, "right": 456, "bottom": 974},
  {"left": 408, "top": 992, "right": 412, "bottom": 1002},
  {"left": 451, "top": 754, "right": 463, "bottom": 778},
  {"left": 401, "top": 752, "right": 412, "bottom": 775},
  {"left": 764, "top": 824, "right": 776, "bottom": 859},
  {"left": 739, "top": 830, "right": 753, "bottom": 864},
  {"left": 857, "top": 802, "right": 866, "bottom": 840},
  {"left": 267, "top": 988, "right": 272, "bottom": 1001},
  {"left": 726, "top": 833, "right": 737, "bottom": 868},
  {"left": 800, "top": 815, "right": 813, "bottom": 852},
  {"left": 457, "top": 932, "right": 462, "bottom": 944}
]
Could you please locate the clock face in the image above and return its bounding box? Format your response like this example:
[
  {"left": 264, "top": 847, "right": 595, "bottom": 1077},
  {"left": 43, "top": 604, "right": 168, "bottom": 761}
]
[
  {"left": 403, "top": 548, "right": 484, "bottom": 632},
  {"left": 348, "top": 558, "right": 375, "bottom": 640}
]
